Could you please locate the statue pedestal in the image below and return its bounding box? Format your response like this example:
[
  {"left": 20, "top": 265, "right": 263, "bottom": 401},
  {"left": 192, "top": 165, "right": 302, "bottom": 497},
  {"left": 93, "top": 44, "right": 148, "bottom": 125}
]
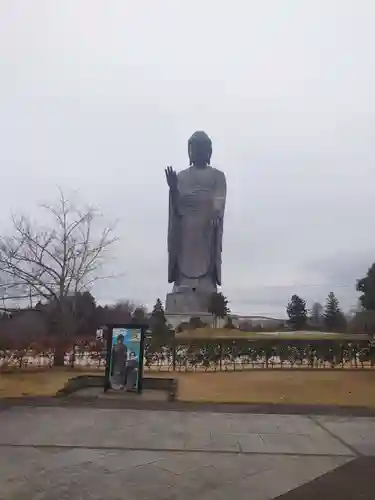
[{"left": 165, "top": 290, "right": 210, "bottom": 315}]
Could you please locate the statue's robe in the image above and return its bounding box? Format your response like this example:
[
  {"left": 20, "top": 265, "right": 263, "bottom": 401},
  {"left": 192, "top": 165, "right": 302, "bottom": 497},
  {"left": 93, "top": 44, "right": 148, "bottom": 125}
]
[{"left": 168, "top": 166, "right": 226, "bottom": 291}]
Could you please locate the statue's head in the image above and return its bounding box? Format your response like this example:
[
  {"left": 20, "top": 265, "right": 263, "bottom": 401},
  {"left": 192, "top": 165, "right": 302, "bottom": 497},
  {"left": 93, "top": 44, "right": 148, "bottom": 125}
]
[{"left": 188, "top": 131, "right": 212, "bottom": 167}]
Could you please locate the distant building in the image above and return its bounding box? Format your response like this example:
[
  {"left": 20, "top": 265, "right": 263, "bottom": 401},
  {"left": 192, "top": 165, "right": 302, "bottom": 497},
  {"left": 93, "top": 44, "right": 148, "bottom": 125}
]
[{"left": 232, "top": 315, "right": 287, "bottom": 330}]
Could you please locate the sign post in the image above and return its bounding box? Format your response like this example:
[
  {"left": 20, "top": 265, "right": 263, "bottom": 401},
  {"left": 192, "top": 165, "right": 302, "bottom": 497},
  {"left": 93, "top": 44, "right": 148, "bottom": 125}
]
[{"left": 104, "top": 324, "right": 147, "bottom": 393}]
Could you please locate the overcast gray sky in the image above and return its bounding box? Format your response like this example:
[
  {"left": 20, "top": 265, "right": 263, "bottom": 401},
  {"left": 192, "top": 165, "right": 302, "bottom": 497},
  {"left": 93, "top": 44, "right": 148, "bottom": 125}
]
[{"left": 1, "top": 1, "right": 374, "bottom": 317}]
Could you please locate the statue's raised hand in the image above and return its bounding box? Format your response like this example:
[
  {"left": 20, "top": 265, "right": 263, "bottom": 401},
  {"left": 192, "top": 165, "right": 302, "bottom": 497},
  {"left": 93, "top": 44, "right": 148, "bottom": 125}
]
[{"left": 165, "top": 166, "right": 178, "bottom": 191}]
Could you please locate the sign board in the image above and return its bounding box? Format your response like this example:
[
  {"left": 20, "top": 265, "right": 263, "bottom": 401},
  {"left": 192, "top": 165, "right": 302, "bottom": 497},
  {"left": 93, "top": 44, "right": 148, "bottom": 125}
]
[{"left": 104, "top": 324, "right": 147, "bottom": 393}]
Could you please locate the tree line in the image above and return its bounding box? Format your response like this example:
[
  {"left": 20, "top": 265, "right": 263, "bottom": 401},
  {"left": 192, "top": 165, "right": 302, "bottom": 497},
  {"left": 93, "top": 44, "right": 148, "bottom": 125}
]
[
  {"left": 286, "top": 292, "right": 346, "bottom": 331},
  {"left": 286, "top": 264, "right": 375, "bottom": 333}
]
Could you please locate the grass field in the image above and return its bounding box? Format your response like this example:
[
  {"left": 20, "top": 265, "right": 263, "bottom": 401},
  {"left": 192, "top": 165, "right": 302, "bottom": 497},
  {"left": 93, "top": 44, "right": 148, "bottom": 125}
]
[
  {"left": 176, "top": 328, "right": 369, "bottom": 340},
  {"left": 0, "top": 369, "right": 97, "bottom": 398},
  {"left": 1, "top": 368, "right": 375, "bottom": 407},
  {"left": 171, "top": 370, "right": 375, "bottom": 406}
]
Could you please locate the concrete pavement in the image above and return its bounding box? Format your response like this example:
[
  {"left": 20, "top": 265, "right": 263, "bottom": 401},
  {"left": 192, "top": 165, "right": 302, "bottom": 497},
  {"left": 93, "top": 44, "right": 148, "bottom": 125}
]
[{"left": 0, "top": 406, "right": 374, "bottom": 499}]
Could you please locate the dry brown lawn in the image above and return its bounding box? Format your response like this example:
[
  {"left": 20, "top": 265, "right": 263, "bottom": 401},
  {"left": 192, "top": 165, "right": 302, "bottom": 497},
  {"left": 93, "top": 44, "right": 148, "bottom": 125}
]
[
  {"left": 0, "top": 369, "right": 99, "bottom": 398},
  {"left": 176, "top": 328, "right": 368, "bottom": 340},
  {"left": 170, "top": 370, "right": 375, "bottom": 406},
  {"left": 2, "top": 368, "right": 375, "bottom": 408}
]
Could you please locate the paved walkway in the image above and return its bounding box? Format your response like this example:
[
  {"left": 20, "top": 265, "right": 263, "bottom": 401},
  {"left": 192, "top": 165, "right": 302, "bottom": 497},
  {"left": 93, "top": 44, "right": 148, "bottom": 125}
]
[{"left": 1, "top": 406, "right": 375, "bottom": 499}]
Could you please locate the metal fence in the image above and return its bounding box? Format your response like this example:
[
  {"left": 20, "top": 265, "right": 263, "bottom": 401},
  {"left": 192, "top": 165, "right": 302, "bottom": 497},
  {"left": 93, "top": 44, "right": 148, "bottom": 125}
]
[
  {"left": 144, "top": 338, "right": 375, "bottom": 372},
  {"left": 1, "top": 337, "right": 374, "bottom": 371}
]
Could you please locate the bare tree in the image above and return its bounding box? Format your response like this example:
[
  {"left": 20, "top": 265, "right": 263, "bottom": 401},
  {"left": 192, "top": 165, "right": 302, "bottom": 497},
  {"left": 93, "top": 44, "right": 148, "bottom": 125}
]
[
  {"left": 96, "top": 300, "right": 148, "bottom": 326},
  {"left": 0, "top": 188, "right": 117, "bottom": 364},
  {"left": 114, "top": 300, "right": 137, "bottom": 316}
]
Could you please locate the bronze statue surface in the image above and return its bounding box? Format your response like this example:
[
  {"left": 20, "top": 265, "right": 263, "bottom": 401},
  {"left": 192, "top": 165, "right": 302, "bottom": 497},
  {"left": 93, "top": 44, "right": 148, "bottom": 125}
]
[{"left": 165, "top": 131, "right": 226, "bottom": 313}]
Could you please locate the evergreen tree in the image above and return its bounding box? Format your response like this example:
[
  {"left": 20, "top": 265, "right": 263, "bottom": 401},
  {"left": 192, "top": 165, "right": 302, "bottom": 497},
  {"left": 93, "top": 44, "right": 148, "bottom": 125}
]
[
  {"left": 208, "top": 292, "right": 230, "bottom": 328},
  {"left": 323, "top": 292, "right": 346, "bottom": 331},
  {"left": 131, "top": 306, "right": 147, "bottom": 325},
  {"left": 286, "top": 294, "right": 307, "bottom": 330},
  {"left": 310, "top": 302, "right": 324, "bottom": 327},
  {"left": 357, "top": 263, "right": 375, "bottom": 311},
  {"left": 149, "top": 298, "right": 169, "bottom": 341}
]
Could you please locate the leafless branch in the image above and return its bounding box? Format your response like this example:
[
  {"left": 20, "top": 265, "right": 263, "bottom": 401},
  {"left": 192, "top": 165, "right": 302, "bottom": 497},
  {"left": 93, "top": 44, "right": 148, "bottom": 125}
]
[{"left": 0, "top": 189, "right": 118, "bottom": 310}]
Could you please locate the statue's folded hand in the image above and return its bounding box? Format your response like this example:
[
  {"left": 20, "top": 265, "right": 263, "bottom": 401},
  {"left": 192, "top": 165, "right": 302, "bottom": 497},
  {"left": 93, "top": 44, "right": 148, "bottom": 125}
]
[{"left": 212, "top": 216, "right": 221, "bottom": 229}]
